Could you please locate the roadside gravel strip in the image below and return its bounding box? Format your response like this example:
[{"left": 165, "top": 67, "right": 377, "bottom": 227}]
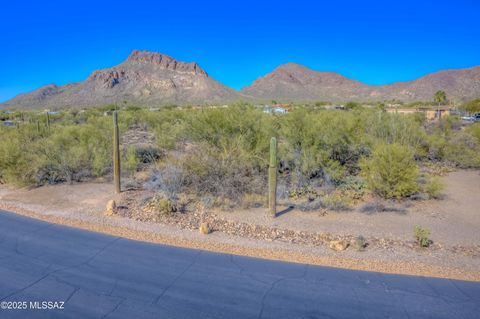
[{"left": 1, "top": 201, "right": 479, "bottom": 282}]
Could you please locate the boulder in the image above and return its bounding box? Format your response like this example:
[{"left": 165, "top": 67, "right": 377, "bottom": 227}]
[
  {"left": 199, "top": 223, "right": 210, "bottom": 235},
  {"left": 329, "top": 240, "right": 348, "bottom": 251},
  {"left": 105, "top": 200, "right": 116, "bottom": 216}
]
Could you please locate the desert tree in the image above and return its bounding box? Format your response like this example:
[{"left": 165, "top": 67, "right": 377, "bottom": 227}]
[
  {"left": 462, "top": 99, "right": 480, "bottom": 114},
  {"left": 433, "top": 90, "right": 447, "bottom": 106}
]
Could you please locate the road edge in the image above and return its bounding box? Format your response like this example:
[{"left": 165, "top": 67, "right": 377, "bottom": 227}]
[{"left": 1, "top": 201, "right": 479, "bottom": 282}]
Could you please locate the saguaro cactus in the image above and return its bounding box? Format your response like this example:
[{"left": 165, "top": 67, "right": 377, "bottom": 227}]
[
  {"left": 268, "top": 137, "right": 277, "bottom": 217},
  {"left": 46, "top": 112, "right": 50, "bottom": 130},
  {"left": 113, "top": 111, "right": 121, "bottom": 194}
]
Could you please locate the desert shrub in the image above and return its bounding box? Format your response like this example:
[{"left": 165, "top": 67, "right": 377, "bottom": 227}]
[
  {"left": 134, "top": 146, "right": 162, "bottom": 164},
  {"left": 360, "top": 143, "right": 419, "bottom": 198},
  {"left": 146, "top": 163, "right": 186, "bottom": 198},
  {"left": 423, "top": 176, "right": 445, "bottom": 199},
  {"left": 179, "top": 141, "right": 267, "bottom": 206},
  {"left": 0, "top": 126, "right": 39, "bottom": 185},
  {"left": 3, "top": 105, "right": 480, "bottom": 206},
  {"left": 365, "top": 111, "right": 428, "bottom": 157},
  {"left": 423, "top": 118, "right": 480, "bottom": 168},
  {"left": 351, "top": 235, "right": 367, "bottom": 251},
  {"left": 345, "top": 102, "right": 361, "bottom": 110},
  {"left": 442, "top": 132, "right": 480, "bottom": 168},
  {"left": 148, "top": 106, "right": 273, "bottom": 206},
  {"left": 287, "top": 185, "right": 316, "bottom": 199},
  {"left": 151, "top": 110, "right": 188, "bottom": 149},
  {"left": 466, "top": 123, "right": 480, "bottom": 144},
  {"left": 279, "top": 109, "right": 367, "bottom": 188},
  {"left": 36, "top": 123, "right": 111, "bottom": 183},
  {"left": 185, "top": 105, "right": 272, "bottom": 158},
  {"left": 147, "top": 193, "right": 178, "bottom": 216},
  {"left": 322, "top": 192, "right": 352, "bottom": 211},
  {"left": 461, "top": 99, "right": 480, "bottom": 114},
  {"left": 338, "top": 175, "right": 367, "bottom": 199},
  {"left": 0, "top": 117, "right": 111, "bottom": 185},
  {"left": 124, "top": 146, "right": 140, "bottom": 174},
  {"left": 413, "top": 225, "right": 431, "bottom": 247}
]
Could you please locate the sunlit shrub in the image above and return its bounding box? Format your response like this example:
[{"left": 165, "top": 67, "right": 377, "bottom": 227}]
[{"left": 360, "top": 143, "right": 419, "bottom": 198}]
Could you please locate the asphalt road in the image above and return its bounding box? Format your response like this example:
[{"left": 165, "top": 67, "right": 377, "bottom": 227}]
[{"left": 0, "top": 210, "right": 479, "bottom": 319}]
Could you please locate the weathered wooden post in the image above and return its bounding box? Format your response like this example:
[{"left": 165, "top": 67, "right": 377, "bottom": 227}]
[
  {"left": 113, "top": 111, "right": 121, "bottom": 194},
  {"left": 268, "top": 137, "right": 277, "bottom": 217}
]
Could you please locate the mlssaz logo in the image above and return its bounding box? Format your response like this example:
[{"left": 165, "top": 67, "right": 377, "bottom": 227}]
[{"left": 29, "top": 301, "right": 65, "bottom": 310}]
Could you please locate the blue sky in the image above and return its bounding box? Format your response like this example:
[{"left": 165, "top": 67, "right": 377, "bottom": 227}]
[{"left": 1, "top": 0, "right": 479, "bottom": 102}]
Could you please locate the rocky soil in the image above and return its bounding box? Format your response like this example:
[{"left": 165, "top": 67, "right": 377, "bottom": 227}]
[{"left": 1, "top": 170, "right": 479, "bottom": 281}]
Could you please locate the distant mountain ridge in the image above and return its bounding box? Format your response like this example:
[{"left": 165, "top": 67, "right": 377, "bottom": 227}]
[
  {"left": 2, "top": 50, "right": 480, "bottom": 109},
  {"left": 240, "top": 63, "right": 480, "bottom": 103}
]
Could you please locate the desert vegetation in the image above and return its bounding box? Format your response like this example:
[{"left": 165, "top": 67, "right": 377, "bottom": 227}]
[
  {"left": 1, "top": 104, "right": 480, "bottom": 210},
  {"left": 414, "top": 225, "right": 432, "bottom": 248}
]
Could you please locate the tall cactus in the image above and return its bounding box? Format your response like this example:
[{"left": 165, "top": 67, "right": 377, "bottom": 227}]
[
  {"left": 113, "top": 111, "right": 121, "bottom": 194},
  {"left": 45, "top": 112, "right": 50, "bottom": 130},
  {"left": 268, "top": 137, "right": 277, "bottom": 217}
]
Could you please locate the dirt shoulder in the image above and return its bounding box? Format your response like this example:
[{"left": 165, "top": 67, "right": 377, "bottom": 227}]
[{"left": 1, "top": 170, "right": 479, "bottom": 282}]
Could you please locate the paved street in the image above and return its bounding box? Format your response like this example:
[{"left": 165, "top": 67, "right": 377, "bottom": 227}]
[{"left": 0, "top": 210, "right": 479, "bottom": 318}]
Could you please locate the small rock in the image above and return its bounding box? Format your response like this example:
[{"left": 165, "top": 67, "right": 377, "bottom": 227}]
[
  {"left": 329, "top": 240, "right": 348, "bottom": 251},
  {"left": 105, "top": 200, "right": 116, "bottom": 216},
  {"left": 199, "top": 223, "right": 210, "bottom": 235}
]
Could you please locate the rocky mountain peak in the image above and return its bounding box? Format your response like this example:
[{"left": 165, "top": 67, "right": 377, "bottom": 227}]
[
  {"left": 126, "top": 50, "right": 207, "bottom": 76},
  {"left": 0, "top": 50, "right": 240, "bottom": 109}
]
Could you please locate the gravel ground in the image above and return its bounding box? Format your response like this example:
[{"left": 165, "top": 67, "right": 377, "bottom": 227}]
[
  {"left": 0, "top": 170, "right": 479, "bottom": 282},
  {"left": 117, "top": 190, "right": 480, "bottom": 258}
]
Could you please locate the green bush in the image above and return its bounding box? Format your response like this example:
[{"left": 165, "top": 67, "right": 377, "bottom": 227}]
[
  {"left": 0, "top": 126, "right": 39, "bottom": 185},
  {"left": 360, "top": 143, "right": 419, "bottom": 198},
  {"left": 124, "top": 146, "right": 140, "bottom": 174},
  {"left": 467, "top": 123, "right": 480, "bottom": 144},
  {"left": 423, "top": 176, "right": 445, "bottom": 199},
  {"left": 442, "top": 132, "right": 480, "bottom": 168},
  {"left": 149, "top": 193, "right": 177, "bottom": 216},
  {"left": 461, "top": 99, "right": 480, "bottom": 114},
  {"left": 345, "top": 102, "right": 362, "bottom": 110},
  {"left": 0, "top": 117, "right": 111, "bottom": 185},
  {"left": 413, "top": 225, "right": 431, "bottom": 247}
]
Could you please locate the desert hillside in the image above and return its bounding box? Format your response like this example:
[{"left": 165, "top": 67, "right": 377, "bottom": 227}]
[{"left": 241, "top": 63, "right": 480, "bottom": 102}]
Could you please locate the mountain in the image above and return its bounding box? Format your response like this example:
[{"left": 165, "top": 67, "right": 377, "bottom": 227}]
[
  {"left": 3, "top": 52, "right": 480, "bottom": 109},
  {"left": 240, "top": 63, "right": 480, "bottom": 102},
  {"left": 2, "top": 50, "right": 245, "bottom": 109}
]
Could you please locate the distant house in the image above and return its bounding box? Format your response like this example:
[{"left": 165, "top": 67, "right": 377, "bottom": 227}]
[
  {"left": 43, "top": 110, "right": 60, "bottom": 115},
  {"left": 386, "top": 107, "right": 451, "bottom": 120},
  {"left": 263, "top": 106, "right": 288, "bottom": 114}
]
